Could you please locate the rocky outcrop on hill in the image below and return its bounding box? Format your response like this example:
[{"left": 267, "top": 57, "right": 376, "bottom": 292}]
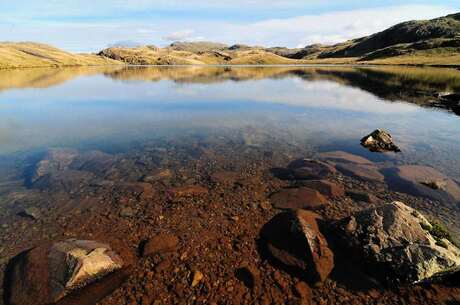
[{"left": 336, "top": 201, "right": 460, "bottom": 284}]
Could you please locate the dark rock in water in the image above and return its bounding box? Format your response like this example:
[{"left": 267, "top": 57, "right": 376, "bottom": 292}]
[
  {"left": 5, "top": 239, "right": 125, "bottom": 305},
  {"left": 269, "top": 187, "right": 327, "bottom": 210},
  {"left": 18, "top": 207, "right": 41, "bottom": 220},
  {"left": 260, "top": 210, "right": 334, "bottom": 284},
  {"left": 287, "top": 159, "right": 337, "bottom": 180},
  {"left": 346, "top": 190, "right": 379, "bottom": 203},
  {"left": 361, "top": 129, "right": 401, "bottom": 153},
  {"left": 295, "top": 180, "right": 345, "bottom": 198},
  {"left": 31, "top": 169, "right": 95, "bottom": 191},
  {"left": 335, "top": 163, "right": 385, "bottom": 182},
  {"left": 29, "top": 148, "right": 79, "bottom": 184},
  {"left": 318, "top": 151, "right": 373, "bottom": 165},
  {"left": 142, "top": 234, "right": 180, "bottom": 257},
  {"left": 167, "top": 185, "right": 208, "bottom": 200},
  {"left": 335, "top": 201, "right": 460, "bottom": 284},
  {"left": 382, "top": 165, "right": 460, "bottom": 204}
]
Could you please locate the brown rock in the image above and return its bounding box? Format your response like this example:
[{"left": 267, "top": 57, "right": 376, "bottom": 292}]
[
  {"left": 236, "top": 264, "right": 261, "bottom": 291},
  {"left": 167, "top": 185, "right": 208, "bottom": 199},
  {"left": 142, "top": 234, "right": 179, "bottom": 257},
  {"left": 269, "top": 187, "right": 327, "bottom": 210},
  {"left": 382, "top": 165, "right": 460, "bottom": 204},
  {"left": 335, "top": 163, "right": 384, "bottom": 182},
  {"left": 6, "top": 239, "right": 125, "bottom": 305},
  {"left": 260, "top": 210, "right": 334, "bottom": 284},
  {"left": 346, "top": 190, "right": 379, "bottom": 203},
  {"left": 210, "top": 171, "right": 239, "bottom": 184},
  {"left": 296, "top": 180, "right": 345, "bottom": 198},
  {"left": 287, "top": 159, "right": 336, "bottom": 180},
  {"left": 191, "top": 270, "right": 204, "bottom": 287},
  {"left": 318, "top": 151, "right": 373, "bottom": 165},
  {"left": 294, "top": 281, "right": 312, "bottom": 304}
]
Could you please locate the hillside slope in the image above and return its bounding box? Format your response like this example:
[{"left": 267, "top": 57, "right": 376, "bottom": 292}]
[
  {"left": 0, "top": 42, "right": 122, "bottom": 69},
  {"left": 286, "top": 12, "right": 460, "bottom": 64}
]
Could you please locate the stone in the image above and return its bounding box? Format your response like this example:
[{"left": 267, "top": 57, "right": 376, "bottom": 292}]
[
  {"left": 119, "top": 206, "right": 135, "bottom": 218},
  {"left": 294, "top": 281, "right": 312, "bottom": 304},
  {"left": 318, "top": 151, "right": 373, "bottom": 165},
  {"left": 30, "top": 148, "right": 79, "bottom": 184},
  {"left": 269, "top": 187, "right": 327, "bottom": 210},
  {"left": 260, "top": 210, "right": 334, "bottom": 284},
  {"left": 287, "top": 159, "right": 337, "bottom": 180},
  {"left": 191, "top": 270, "right": 204, "bottom": 287},
  {"left": 236, "top": 264, "right": 261, "bottom": 291},
  {"left": 360, "top": 129, "right": 401, "bottom": 153},
  {"left": 142, "top": 169, "right": 173, "bottom": 182},
  {"left": 18, "top": 207, "right": 41, "bottom": 220},
  {"left": 382, "top": 165, "right": 460, "bottom": 204},
  {"left": 167, "top": 185, "right": 208, "bottom": 199},
  {"left": 31, "top": 170, "right": 95, "bottom": 191},
  {"left": 210, "top": 171, "right": 239, "bottom": 184},
  {"left": 336, "top": 202, "right": 460, "bottom": 284},
  {"left": 142, "top": 234, "right": 180, "bottom": 257},
  {"left": 295, "top": 180, "right": 345, "bottom": 198},
  {"left": 346, "top": 190, "right": 379, "bottom": 203},
  {"left": 335, "top": 163, "right": 385, "bottom": 182},
  {"left": 6, "top": 239, "right": 125, "bottom": 305}
]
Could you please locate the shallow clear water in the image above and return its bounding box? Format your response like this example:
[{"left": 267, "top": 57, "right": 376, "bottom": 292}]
[{"left": 0, "top": 65, "right": 459, "bottom": 180}]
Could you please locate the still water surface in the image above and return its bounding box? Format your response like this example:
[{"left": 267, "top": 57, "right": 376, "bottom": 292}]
[{"left": 0, "top": 65, "right": 459, "bottom": 180}]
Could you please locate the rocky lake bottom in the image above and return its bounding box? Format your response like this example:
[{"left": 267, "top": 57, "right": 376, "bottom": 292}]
[{"left": 0, "top": 66, "right": 459, "bottom": 305}]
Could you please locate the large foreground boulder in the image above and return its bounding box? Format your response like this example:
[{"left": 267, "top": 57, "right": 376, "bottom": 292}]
[
  {"left": 382, "top": 165, "right": 460, "bottom": 204},
  {"left": 5, "top": 239, "right": 126, "bottom": 305},
  {"left": 260, "top": 210, "right": 334, "bottom": 284},
  {"left": 336, "top": 202, "right": 460, "bottom": 284}
]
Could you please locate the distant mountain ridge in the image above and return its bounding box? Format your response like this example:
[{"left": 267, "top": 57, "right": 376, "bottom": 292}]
[{"left": 1, "top": 12, "right": 460, "bottom": 69}]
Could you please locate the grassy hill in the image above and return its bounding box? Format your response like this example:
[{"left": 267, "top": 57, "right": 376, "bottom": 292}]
[
  {"left": 0, "top": 42, "right": 121, "bottom": 69},
  {"left": 1, "top": 12, "right": 460, "bottom": 69},
  {"left": 286, "top": 12, "right": 460, "bottom": 65}
]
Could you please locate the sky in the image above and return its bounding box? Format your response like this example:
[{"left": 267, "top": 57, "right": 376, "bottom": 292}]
[{"left": 0, "top": 1, "right": 459, "bottom": 52}]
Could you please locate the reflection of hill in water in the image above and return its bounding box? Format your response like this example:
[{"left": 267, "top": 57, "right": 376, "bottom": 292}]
[{"left": 1, "top": 65, "right": 460, "bottom": 114}]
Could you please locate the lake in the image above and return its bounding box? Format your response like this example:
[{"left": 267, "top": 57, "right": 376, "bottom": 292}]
[{"left": 0, "top": 65, "right": 459, "bottom": 304}]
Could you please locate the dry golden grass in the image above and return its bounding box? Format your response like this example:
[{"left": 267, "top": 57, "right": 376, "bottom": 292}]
[{"left": 0, "top": 42, "right": 122, "bottom": 69}]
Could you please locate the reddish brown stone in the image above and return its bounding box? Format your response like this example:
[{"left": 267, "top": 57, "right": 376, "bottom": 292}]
[
  {"left": 142, "top": 234, "right": 180, "bottom": 257},
  {"left": 318, "top": 151, "right": 373, "bottom": 165},
  {"left": 335, "top": 163, "right": 384, "bottom": 182},
  {"left": 260, "top": 210, "right": 334, "bottom": 284},
  {"left": 296, "top": 180, "right": 345, "bottom": 198},
  {"left": 270, "top": 187, "right": 327, "bottom": 210},
  {"left": 287, "top": 159, "right": 337, "bottom": 180},
  {"left": 167, "top": 185, "right": 208, "bottom": 199}
]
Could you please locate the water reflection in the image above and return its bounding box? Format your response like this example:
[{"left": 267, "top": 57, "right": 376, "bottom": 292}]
[{"left": 0, "top": 66, "right": 459, "bottom": 180}]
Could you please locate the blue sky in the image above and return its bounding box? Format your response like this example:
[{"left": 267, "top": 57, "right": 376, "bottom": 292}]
[{"left": 1, "top": 1, "right": 459, "bottom": 52}]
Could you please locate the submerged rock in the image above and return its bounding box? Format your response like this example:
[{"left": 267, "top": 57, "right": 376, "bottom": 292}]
[
  {"left": 336, "top": 201, "right": 460, "bottom": 284},
  {"left": 287, "top": 159, "right": 337, "bottom": 180},
  {"left": 295, "top": 180, "right": 345, "bottom": 198},
  {"left": 260, "top": 210, "right": 334, "bottom": 284},
  {"left": 335, "top": 163, "right": 385, "bottom": 182},
  {"left": 382, "top": 165, "right": 460, "bottom": 204},
  {"left": 269, "top": 187, "right": 327, "bottom": 210},
  {"left": 6, "top": 239, "right": 125, "bottom": 305},
  {"left": 142, "top": 234, "right": 180, "bottom": 257},
  {"left": 361, "top": 129, "right": 401, "bottom": 153},
  {"left": 17, "top": 207, "right": 41, "bottom": 220},
  {"left": 29, "top": 148, "right": 79, "bottom": 184},
  {"left": 318, "top": 151, "right": 373, "bottom": 165}
]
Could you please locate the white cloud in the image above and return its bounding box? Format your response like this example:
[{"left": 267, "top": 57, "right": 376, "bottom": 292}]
[{"left": 0, "top": 3, "right": 456, "bottom": 51}]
